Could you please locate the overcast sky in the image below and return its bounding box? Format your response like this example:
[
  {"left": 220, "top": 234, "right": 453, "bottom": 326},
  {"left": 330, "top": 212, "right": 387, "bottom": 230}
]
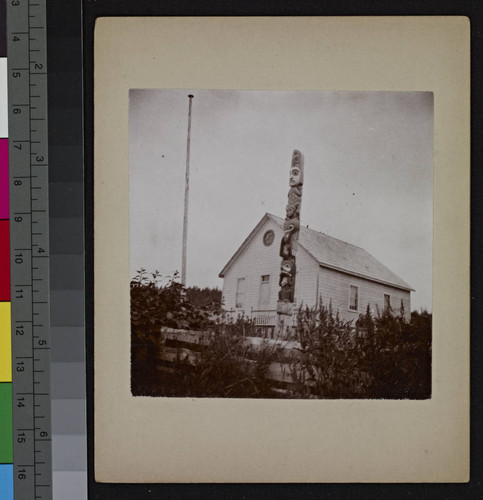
[{"left": 129, "top": 90, "right": 433, "bottom": 312}]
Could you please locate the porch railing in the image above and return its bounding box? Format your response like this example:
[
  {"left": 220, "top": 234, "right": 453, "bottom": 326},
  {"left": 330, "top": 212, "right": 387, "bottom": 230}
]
[{"left": 250, "top": 308, "right": 277, "bottom": 326}]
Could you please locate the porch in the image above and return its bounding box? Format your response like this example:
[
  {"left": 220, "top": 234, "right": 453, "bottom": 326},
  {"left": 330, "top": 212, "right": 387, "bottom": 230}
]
[{"left": 250, "top": 308, "right": 277, "bottom": 339}]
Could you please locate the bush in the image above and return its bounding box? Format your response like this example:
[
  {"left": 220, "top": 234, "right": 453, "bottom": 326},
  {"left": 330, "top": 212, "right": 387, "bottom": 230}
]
[
  {"left": 186, "top": 286, "right": 222, "bottom": 311},
  {"left": 134, "top": 323, "right": 282, "bottom": 398},
  {"left": 290, "top": 303, "right": 372, "bottom": 398},
  {"left": 165, "top": 329, "right": 279, "bottom": 398},
  {"left": 131, "top": 269, "right": 215, "bottom": 334},
  {"left": 130, "top": 269, "right": 218, "bottom": 395},
  {"left": 130, "top": 269, "right": 279, "bottom": 397},
  {"left": 367, "top": 307, "right": 432, "bottom": 399},
  {"left": 290, "top": 302, "right": 431, "bottom": 399}
]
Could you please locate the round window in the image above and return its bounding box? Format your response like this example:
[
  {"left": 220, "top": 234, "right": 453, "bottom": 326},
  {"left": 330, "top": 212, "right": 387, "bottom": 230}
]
[{"left": 263, "top": 230, "right": 275, "bottom": 246}]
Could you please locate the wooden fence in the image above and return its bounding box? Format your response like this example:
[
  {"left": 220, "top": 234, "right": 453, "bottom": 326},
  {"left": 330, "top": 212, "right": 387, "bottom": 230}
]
[{"left": 157, "top": 327, "right": 308, "bottom": 394}]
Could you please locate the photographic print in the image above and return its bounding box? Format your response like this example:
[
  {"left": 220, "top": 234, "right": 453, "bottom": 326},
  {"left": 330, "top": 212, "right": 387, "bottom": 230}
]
[
  {"left": 129, "top": 89, "right": 433, "bottom": 399},
  {"left": 94, "top": 17, "right": 468, "bottom": 483}
]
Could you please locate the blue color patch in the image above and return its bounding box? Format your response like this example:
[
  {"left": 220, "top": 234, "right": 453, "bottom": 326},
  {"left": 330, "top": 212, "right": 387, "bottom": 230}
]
[{"left": 0, "top": 464, "right": 13, "bottom": 499}]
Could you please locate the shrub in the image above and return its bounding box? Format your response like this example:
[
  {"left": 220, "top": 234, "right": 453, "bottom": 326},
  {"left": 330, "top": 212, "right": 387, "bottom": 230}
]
[
  {"left": 185, "top": 329, "right": 278, "bottom": 398},
  {"left": 290, "top": 302, "right": 431, "bottom": 399},
  {"left": 130, "top": 269, "right": 279, "bottom": 397},
  {"left": 130, "top": 269, "right": 217, "bottom": 395},
  {"left": 186, "top": 286, "right": 222, "bottom": 311},
  {"left": 360, "top": 307, "right": 431, "bottom": 399},
  {"left": 290, "top": 302, "right": 371, "bottom": 398},
  {"left": 137, "top": 324, "right": 283, "bottom": 398},
  {"left": 130, "top": 269, "right": 215, "bottom": 334}
]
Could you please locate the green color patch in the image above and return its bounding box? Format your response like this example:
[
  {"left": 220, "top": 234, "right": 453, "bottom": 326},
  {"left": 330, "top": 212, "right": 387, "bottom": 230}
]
[{"left": 0, "top": 383, "right": 12, "bottom": 463}]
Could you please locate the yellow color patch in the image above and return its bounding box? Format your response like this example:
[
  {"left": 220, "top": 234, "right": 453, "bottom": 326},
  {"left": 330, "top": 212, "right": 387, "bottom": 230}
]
[{"left": 0, "top": 302, "right": 11, "bottom": 382}]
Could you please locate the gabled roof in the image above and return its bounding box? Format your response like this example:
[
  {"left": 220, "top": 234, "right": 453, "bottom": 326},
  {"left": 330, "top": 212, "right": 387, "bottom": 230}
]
[{"left": 219, "top": 213, "right": 414, "bottom": 292}]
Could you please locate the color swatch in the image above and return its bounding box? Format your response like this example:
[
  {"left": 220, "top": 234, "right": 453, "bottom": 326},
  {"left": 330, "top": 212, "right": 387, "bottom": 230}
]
[
  {"left": 0, "top": 465, "right": 13, "bottom": 499},
  {"left": 0, "top": 218, "right": 9, "bottom": 301},
  {"left": 0, "top": 303, "right": 11, "bottom": 383},
  {"left": 0, "top": 139, "right": 7, "bottom": 219},
  {"left": 0, "top": 383, "right": 12, "bottom": 463}
]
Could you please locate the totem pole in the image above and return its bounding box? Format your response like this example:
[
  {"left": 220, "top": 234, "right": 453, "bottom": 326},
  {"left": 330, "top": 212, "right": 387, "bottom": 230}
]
[{"left": 276, "top": 150, "right": 304, "bottom": 334}]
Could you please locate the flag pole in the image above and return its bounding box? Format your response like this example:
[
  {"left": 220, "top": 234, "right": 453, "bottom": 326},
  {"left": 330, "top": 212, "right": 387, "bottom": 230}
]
[{"left": 181, "top": 94, "right": 194, "bottom": 287}]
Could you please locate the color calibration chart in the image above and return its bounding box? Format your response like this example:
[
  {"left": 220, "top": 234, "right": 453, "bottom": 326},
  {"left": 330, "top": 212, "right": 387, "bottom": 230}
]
[
  {"left": 1, "top": 0, "right": 86, "bottom": 498},
  {"left": 1, "top": 8, "right": 13, "bottom": 495}
]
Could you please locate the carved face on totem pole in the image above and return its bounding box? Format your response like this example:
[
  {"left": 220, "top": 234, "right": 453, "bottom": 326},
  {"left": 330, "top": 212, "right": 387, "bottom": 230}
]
[
  {"left": 280, "top": 242, "right": 292, "bottom": 259},
  {"left": 281, "top": 258, "right": 296, "bottom": 277},
  {"left": 289, "top": 166, "right": 302, "bottom": 187},
  {"left": 286, "top": 151, "right": 304, "bottom": 221},
  {"left": 286, "top": 201, "right": 300, "bottom": 219},
  {"left": 289, "top": 150, "right": 304, "bottom": 187},
  {"left": 279, "top": 258, "right": 295, "bottom": 302}
]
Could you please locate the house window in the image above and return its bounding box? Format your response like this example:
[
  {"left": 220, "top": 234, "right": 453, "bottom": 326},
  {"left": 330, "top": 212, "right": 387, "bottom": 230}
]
[
  {"left": 263, "top": 230, "right": 275, "bottom": 246},
  {"left": 349, "top": 285, "right": 358, "bottom": 311},
  {"left": 259, "top": 275, "right": 271, "bottom": 309},
  {"left": 235, "top": 278, "right": 245, "bottom": 308},
  {"left": 384, "top": 294, "right": 391, "bottom": 313}
]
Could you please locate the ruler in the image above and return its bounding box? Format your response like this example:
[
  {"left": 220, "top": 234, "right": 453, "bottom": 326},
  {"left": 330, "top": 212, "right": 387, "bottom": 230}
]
[{"left": 7, "top": 0, "right": 52, "bottom": 499}]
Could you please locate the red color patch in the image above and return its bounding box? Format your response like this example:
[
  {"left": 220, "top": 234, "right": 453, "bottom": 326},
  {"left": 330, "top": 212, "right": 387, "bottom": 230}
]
[
  {"left": 0, "top": 220, "right": 10, "bottom": 301},
  {"left": 0, "top": 139, "right": 8, "bottom": 219}
]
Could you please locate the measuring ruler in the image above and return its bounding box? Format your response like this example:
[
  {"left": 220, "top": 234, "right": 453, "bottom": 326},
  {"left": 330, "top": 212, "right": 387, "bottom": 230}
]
[{"left": 7, "top": 0, "right": 52, "bottom": 498}]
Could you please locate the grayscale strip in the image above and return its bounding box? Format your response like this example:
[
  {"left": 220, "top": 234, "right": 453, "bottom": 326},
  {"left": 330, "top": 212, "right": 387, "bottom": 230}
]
[
  {"left": 47, "top": 0, "right": 86, "bottom": 497},
  {"left": 7, "top": 1, "right": 53, "bottom": 499}
]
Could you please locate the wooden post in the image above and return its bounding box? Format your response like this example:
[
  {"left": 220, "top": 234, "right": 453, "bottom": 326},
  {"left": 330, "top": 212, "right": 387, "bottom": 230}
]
[
  {"left": 276, "top": 150, "right": 304, "bottom": 338},
  {"left": 181, "top": 94, "right": 194, "bottom": 287}
]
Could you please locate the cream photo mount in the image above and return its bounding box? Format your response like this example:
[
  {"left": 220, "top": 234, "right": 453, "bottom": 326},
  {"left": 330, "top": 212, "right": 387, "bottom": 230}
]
[{"left": 94, "top": 17, "right": 470, "bottom": 483}]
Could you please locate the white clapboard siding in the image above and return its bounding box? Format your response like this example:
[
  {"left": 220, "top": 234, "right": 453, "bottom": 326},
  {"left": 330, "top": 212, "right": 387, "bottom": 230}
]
[
  {"left": 222, "top": 217, "right": 285, "bottom": 317},
  {"left": 318, "top": 266, "right": 411, "bottom": 323},
  {"left": 293, "top": 243, "right": 320, "bottom": 309}
]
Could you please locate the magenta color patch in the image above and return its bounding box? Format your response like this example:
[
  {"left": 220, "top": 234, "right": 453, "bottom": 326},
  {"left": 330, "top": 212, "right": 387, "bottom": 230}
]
[{"left": 0, "top": 139, "right": 8, "bottom": 219}]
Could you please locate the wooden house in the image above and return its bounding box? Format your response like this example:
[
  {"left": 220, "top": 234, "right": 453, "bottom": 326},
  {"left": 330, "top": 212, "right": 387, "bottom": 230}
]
[{"left": 219, "top": 213, "right": 413, "bottom": 330}]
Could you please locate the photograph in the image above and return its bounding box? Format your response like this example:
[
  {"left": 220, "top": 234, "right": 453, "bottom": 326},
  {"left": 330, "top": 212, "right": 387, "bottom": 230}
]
[
  {"left": 94, "top": 16, "right": 469, "bottom": 483},
  {"left": 129, "top": 89, "right": 433, "bottom": 400}
]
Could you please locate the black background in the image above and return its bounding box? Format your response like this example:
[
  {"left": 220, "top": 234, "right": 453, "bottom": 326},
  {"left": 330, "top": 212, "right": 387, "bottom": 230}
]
[{"left": 73, "top": 1, "right": 483, "bottom": 498}]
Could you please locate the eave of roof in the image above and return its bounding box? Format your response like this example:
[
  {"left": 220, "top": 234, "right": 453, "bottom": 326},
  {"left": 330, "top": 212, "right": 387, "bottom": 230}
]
[{"left": 317, "top": 263, "right": 414, "bottom": 292}]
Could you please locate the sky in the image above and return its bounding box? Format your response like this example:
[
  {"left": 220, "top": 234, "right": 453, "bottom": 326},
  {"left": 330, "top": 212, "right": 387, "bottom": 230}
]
[{"left": 129, "top": 90, "right": 433, "bottom": 312}]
